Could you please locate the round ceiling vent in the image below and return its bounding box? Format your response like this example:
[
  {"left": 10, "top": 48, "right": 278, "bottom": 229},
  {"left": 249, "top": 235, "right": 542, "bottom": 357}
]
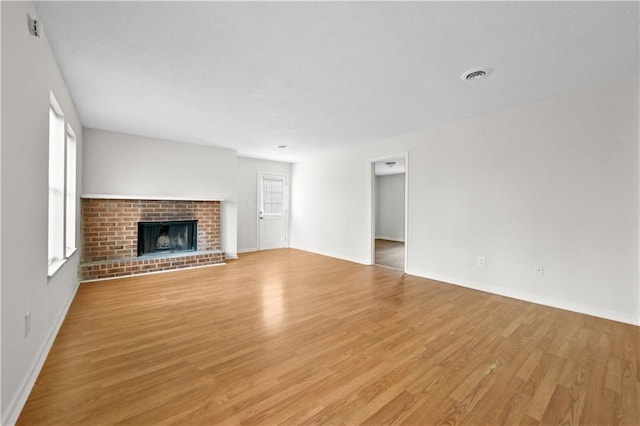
[{"left": 461, "top": 67, "right": 492, "bottom": 81}]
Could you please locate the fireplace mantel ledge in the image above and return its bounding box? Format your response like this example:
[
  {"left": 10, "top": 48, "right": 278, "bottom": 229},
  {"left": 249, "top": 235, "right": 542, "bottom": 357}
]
[{"left": 81, "top": 194, "right": 225, "bottom": 202}]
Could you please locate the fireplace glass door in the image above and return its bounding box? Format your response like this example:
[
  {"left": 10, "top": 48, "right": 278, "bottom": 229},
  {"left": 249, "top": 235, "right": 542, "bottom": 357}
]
[{"left": 138, "top": 220, "right": 197, "bottom": 256}]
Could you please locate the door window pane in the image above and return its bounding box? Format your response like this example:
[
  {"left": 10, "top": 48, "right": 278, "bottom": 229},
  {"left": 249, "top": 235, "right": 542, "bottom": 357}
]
[{"left": 263, "top": 178, "right": 284, "bottom": 215}]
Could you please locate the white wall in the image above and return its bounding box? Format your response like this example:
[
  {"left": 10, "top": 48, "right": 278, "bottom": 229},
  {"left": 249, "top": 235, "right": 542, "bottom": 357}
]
[
  {"left": 291, "top": 151, "right": 373, "bottom": 264},
  {"left": 291, "top": 78, "right": 639, "bottom": 325},
  {"left": 1, "top": 2, "right": 84, "bottom": 423},
  {"left": 83, "top": 128, "right": 238, "bottom": 257},
  {"left": 375, "top": 174, "right": 405, "bottom": 242},
  {"left": 237, "top": 157, "right": 291, "bottom": 252},
  {"left": 1, "top": 1, "right": 4, "bottom": 420}
]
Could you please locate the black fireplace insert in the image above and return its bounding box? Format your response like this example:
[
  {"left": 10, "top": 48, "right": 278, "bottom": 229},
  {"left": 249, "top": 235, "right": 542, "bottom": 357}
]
[{"left": 138, "top": 220, "right": 197, "bottom": 256}]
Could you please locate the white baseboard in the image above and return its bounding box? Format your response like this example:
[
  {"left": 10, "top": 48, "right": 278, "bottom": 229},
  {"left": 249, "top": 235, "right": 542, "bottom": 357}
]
[
  {"left": 225, "top": 252, "right": 238, "bottom": 260},
  {"left": 2, "top": 280, "right": 80, "bottom": 426},
  {"left": 406, "top": 268, "right": 639, "bottom": 326},
  {"left": 236, "top": 248, "right": 257, "bottom": 254},
  {"left": 290, "top": 245, "right": 370, "bottom": 266}
]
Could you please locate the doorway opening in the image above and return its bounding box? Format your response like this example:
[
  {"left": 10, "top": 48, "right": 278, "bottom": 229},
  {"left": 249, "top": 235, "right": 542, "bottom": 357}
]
[{"left": 372, "top": 156, "right": 407, "bottom": 271}]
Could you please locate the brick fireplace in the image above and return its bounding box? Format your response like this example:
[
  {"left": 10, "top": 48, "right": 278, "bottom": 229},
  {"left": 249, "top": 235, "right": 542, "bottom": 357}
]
[{"left": 80, "top": 197, "right": 224, "bottom": 280}]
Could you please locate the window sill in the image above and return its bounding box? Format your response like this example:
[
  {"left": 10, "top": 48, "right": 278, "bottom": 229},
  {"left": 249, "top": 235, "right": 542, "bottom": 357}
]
[
  {"left": 65, "top": 247, "right": 77, "bottom": 258},
  {"left": 48, "top": 259, "right": 67, "bottom": 278}
]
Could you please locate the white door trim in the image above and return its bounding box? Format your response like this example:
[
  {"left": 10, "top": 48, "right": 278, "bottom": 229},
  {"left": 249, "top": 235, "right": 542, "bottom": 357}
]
[
  {"left": 257, "top": 172, "right": 288, "bottom": 251},
  {"left": 370, "top": 152, "right": 409, "bottom": 271}
]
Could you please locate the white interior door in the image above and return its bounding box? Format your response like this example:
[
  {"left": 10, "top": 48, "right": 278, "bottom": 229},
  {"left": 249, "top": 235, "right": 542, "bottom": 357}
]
[{"left": 258, "top": 173, "right": 287, "bottom": 250}]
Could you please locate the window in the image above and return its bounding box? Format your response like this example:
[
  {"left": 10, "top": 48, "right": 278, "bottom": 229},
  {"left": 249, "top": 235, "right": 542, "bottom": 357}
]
[
  {"left": 262, "top": 177, "right": 285, "bottom": 215},
  {"left": 65, "top": 125, "right": 77, "bottom": 257},
  {"left": 48, "top": 95, "right": 65, "bottom": 273},
  {"left": 48, "top": 93, "right": 78, "bottom": 276}
]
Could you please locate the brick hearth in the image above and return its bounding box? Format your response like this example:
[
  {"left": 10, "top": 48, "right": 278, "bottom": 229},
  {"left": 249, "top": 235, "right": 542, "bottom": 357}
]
[{"left": 80, "top": 198, "right": 224, "bottom": 280}]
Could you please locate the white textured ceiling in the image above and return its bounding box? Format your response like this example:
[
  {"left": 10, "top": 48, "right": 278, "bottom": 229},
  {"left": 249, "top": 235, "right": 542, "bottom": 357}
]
[{"left": 35, "top": 1, "right": 639, "bottom": 162}]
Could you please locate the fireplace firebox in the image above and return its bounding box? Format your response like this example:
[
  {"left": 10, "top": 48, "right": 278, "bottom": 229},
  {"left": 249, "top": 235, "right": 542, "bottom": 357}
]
[{"left": 138, "top": 220, "right": 197, "bottom": 256}]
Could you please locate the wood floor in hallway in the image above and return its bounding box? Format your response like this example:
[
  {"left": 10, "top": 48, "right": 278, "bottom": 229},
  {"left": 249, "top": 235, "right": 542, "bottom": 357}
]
[
  {"left": 375, "top": 239, "right": 405, "bottom": 271},
  {"left": 18, "top": 249, "right": 639, "bottom": 425}
]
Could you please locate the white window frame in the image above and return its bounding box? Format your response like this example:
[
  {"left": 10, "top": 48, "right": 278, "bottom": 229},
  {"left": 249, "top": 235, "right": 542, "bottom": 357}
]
[
  {"left": 65, "top": 124, "right": 77, "bottom": 258},
  {"left": 260, "top": 176, "right": 286, "bottom": 217},
  {"left": 48, "top": 92, "right": 78, "bottom": 277},
  {"left": 48, "top": 93, "right": 66, "bottom": 276}
]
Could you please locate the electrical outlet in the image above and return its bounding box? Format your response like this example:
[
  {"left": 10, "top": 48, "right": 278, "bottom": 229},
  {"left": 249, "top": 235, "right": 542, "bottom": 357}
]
[
  {"left": 477, "top": 256, "right": 486, "bottom": 268},
  {"left": 535, "top": 265, "right": 544, "bottom": 276},
  {"left": 25, "top": 312, "right": 31, "bottom": 338}
]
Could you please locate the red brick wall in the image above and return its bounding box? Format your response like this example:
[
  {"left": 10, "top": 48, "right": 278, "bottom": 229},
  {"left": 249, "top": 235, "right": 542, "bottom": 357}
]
[{"left": 80, "top": 199, "right": 223, "bottom": 280}]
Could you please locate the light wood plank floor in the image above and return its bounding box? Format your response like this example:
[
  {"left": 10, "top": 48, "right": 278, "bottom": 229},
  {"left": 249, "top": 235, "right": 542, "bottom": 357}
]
[
  {"left": 18, "top": 249, "right": 639, "bottom": 425},
  {"left": 375, "top": 239, "right": 405, "bottom": 271}
]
